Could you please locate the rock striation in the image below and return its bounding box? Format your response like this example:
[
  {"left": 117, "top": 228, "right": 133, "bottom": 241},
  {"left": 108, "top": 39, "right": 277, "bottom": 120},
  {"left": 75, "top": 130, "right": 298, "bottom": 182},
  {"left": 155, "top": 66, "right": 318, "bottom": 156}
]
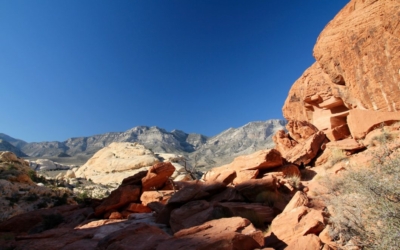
[{"left": 283, "top": 0, "right": 400, "bottom": 141}]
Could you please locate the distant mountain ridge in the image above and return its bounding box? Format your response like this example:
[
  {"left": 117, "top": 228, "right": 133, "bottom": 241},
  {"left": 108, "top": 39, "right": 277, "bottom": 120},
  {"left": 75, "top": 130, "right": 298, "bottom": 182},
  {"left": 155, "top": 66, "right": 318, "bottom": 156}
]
[
  {"left": 1, "top": 119, "right": 286, "bottom": 168},
  {"left": 0, "top": 139, "right": 27, "bottom": 157}
]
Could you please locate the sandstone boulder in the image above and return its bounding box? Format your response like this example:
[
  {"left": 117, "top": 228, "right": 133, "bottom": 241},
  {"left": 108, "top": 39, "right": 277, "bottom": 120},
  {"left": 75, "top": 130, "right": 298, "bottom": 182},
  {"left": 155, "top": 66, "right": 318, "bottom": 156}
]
[
  {"left": 273, "top": 129, "right": 298, "bottom": 154},
  {"left": 169, "top": 200, "right": 214, "bottom": 233},
  {"left": 141, "top": 162, "right": 175, "bottom": 191},
  {"left": 286, "top": 234, "right": 322, "bottom": 250},
  {"left": 286, "top": 120, "right": 319, "bottom": 143},
  {"left": 157, "top": 217, "right": 264, "bottom": 250},
  {"left": 168, "top": 181, "right": 226, "bottom": 204},
  {"left": 75, "top": 142, "right": 159, "bottom": 184},
  {"left": 235, "top": 176, "right": 278, "bottom": 202},
  {"left": 94, "top": 185, "right": 141, "bottom": 217},
  {"left": 140, "top": 190, "right": 175, "bottom": 206},
  {"left": 282, "top": 191, "right": 308, "bottom": 213},
  {"left": 208, "top": 186, "right": 245, "bottom": 203},
  {"left": 215, "top": 202, "right": 275, "bottom": 227},
  {"left": 204, "top": 149, "right": 283, "bottom": 184},
  {"left": 284, "top": 131, "right": 326, "bottom": 165},
  {"left": 264, "top": 206, "right": 325, "bottom": 249},
  {"left": 97, "top": 223, "right": 171, "bottom": 250}
]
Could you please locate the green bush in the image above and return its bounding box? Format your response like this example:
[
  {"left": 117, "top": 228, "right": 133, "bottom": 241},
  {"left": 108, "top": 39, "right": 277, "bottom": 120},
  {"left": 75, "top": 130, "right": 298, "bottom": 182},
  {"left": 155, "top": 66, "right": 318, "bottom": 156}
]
[{"left": 323, "top": 143, "right": 400, "bottom": 249}]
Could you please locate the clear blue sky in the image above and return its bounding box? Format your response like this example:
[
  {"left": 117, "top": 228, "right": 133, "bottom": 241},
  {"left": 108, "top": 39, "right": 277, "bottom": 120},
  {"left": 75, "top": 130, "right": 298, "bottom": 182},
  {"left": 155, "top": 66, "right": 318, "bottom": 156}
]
[{"left": 0, "top": 0, "right": 349, "bottom": 142}]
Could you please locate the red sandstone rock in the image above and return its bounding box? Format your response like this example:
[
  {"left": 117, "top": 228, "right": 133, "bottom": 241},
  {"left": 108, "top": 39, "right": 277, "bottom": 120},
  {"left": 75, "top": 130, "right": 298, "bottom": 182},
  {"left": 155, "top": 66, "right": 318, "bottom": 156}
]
[
  {"left": 282, "top": 191, "right": 308, "bottom": 213},
  {"left": 125, "top": 203, "right": 152, "bottom": 213},
  {"left": 325, "top": 124, "right": 351, "bottom": 141},
  {"left": 94, "top": 185, "right": 141, "bottom": 217},
  {"left": 235, "top": 176, "right": 278, "bottom": 202},
  {"left": 142, "top": 162, "right": 175, "bottom": 191},
  {"left": 140, "top": 190, "right": 174, "bottom": 206},
  {"left": 205, "top": 149, "right": 283, "bottom": 184},
  {"left": 286, "top": 120, "right": 319, "bottom": 143},
  {"left": 202, "top": 168, "right": 237, "bottom": 185},
  {"left": 108, "top": 211, "right": 123, "bottom": 219},
  {"left": 264, "top": 206, "right": 325, "bottom": 249},
  {"left": 286, "top": 234, "right": 322, "bottom": 250},
  {"left": 325, "top": 138, "right": 365, "bottom": 151},
  {"left": 169, "top": 200, "right": 214, "bottom": 233},
  {"left": 215, "top": 202, "right": 275, "bottom": 226},
  {"left": 167, "top": 181, "right": 226, "bottom": 204},
  {"left": 233, "top": 169, "right": 259, "bottom": 185},
  {"left": 97, "top": 223, "right": 171, "bottom": 250},
  {"left": 265, "top": 164, "right": 301, "bottom": 178},
  {"left": 284, "top": 131, "right": 326, "bottom": 165},
  {"left": 157, "top": 217, "right": 264, "bottom": 250},
  {"left": 273, "top": 129, "right": 298, "bottom": 154},
  {"left": 313, "top": 0, "right": 400, "bottom": 113},
  {"left": 208, "top": 186, "right": 246, "bottom": 203},
  {"left": 282, "top": 0, "right": 400, "bottom": 141},
  {"left": 121, "top": 170, "right": 148, "bottom": 186},
  {"left": 0, "top": 205, "right": 88, "bottom": 234},
  {"left": 347, "top": 109, "right": 400, "bottom": 139}
]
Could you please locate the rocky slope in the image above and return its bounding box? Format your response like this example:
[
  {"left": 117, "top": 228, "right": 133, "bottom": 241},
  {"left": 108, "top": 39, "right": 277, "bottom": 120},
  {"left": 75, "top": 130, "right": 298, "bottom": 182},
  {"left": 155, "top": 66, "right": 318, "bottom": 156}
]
[
  {"left": 192, "top": 120, "right": 286, "bottom": 169},
  {"left": 2, "top": 120, "right": 285, "bottom": 169},
  {"left": 0, "top": 139, "right": 27, "bottom": 157},
  {"left": 0, "top": 133, "right": 27, "bottom": 148}
]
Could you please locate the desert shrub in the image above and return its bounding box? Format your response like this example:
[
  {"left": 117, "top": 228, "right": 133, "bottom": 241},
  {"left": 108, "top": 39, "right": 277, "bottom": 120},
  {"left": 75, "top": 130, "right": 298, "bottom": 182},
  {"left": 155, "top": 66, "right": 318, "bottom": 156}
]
[
  {"left": 27, "top": 170, "right": 47, "bottom": 184},
  {"left": 74, "top": 190, "right": 90, "bottom": 204},
  {"left": 371, "top": 130, "right": 395, "bottom": 146},
  {"left": 327, "top": 148, "right": 347, "bottom": 168},
  {"left": 323, "top": 143, "right": 400, "bottom": 249},
  {"left": 286, "top": 175, "right": 301, "bottom": 189}
]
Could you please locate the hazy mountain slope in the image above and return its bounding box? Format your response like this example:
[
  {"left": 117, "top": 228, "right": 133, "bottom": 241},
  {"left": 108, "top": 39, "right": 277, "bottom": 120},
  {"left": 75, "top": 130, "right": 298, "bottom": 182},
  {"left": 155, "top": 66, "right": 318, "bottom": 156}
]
[
  {"left": 0, "top": 139, "right": 28, "bottom": 157},
  {"left": 189, "top": 120, "right": 286, "bottom": 169},
  {"left": 0, "top": 133, "right": 27, "bottom": 148},
  {"left": 1, "top": 119, "right": 286, "bottom": 169},
  {"left": 19, "top": 126, "right": 208, "bottom": 158}
]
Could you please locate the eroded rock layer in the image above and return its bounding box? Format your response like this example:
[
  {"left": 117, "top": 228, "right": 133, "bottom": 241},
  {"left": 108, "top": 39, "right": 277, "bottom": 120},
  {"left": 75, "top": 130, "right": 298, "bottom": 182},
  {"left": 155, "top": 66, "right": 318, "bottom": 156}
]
[{"left": 283, "top": 0, "right": 400, "bottom": 140}]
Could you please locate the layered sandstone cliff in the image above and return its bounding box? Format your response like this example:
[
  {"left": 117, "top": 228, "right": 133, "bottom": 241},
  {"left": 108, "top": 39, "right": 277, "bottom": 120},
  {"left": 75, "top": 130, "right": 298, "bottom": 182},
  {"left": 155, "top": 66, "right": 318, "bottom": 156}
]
[{"left": 283, "top": 0, "right": 400, "bottom": 141}]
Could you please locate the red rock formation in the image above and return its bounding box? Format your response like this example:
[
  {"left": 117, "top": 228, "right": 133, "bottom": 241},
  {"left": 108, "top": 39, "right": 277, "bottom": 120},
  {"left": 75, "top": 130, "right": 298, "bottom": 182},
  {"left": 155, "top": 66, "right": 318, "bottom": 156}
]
[
  {"left": 282, "top": 0, "right": 400, "bottom": 140},
  {"left": 264, "top": 206, "right": 325, "bottom": 249},
  {"left": 142, "top": 162, "right": 175, "bottom": 191},
  {"left": 283, "top": 131, "right": 326, "bottom": 165},
  {"left": 157, "top": 217, "right": 264, "bottom": 250},
  {"left": 204, "top": 149, "right": 283, "bottom": 184},
  {"left": 94, "top": 185, "right": 141, "bottom": 217}
]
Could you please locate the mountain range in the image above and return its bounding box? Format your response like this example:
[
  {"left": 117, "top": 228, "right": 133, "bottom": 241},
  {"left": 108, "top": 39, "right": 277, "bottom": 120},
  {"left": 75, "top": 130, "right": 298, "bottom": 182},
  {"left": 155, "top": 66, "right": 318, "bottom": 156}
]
[{"left": 0, "top": 119, "right": 285, "bottom": 169}]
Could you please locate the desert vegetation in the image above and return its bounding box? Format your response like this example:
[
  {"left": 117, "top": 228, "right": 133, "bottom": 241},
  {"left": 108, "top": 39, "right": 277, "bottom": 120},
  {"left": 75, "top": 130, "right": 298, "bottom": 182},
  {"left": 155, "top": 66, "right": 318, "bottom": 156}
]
[{"left": 322, "top": 142, "right": 400, "bottom": 249}]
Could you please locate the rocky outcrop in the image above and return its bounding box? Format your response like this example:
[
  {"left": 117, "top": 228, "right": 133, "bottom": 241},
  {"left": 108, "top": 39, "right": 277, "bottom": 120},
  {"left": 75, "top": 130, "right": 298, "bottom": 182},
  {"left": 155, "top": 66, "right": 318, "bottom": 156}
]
[
  {"left": 74, "top": 143, "right": 187, "bottom": 185},
  {"left": 0, "top": 152, "right": 76, "bottom": 222},
  {"left": 283, "top": 0, "right": 400, "bottom": 141},
  {"left": 203, "top": 149, "right": 283, "bottom": 184},
  {"left": 28, "top": 159, "right": 75, "bottom": 171},
  {"left": 158, "top": 217, "right": 264, "bottom": 250}
]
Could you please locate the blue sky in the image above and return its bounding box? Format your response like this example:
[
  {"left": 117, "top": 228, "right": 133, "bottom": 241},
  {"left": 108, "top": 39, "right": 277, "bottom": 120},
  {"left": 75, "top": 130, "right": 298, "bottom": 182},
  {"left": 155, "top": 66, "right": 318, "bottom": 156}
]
[{"left": 0, "top": 0, "right": 349, "bottom": 142}]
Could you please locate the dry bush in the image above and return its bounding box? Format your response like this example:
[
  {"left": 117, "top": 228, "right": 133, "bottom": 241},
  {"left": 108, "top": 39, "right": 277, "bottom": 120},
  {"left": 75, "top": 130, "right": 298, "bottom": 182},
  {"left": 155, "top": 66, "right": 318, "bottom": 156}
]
[
  {"left": 286, "top": 175, "right": 301, "bottom": 189},
  {"left": 326, "top": 148, "right": 347, "bottom": 169},
  {"left": 322, "top": 143, "right": 400, "bottom": 249}
]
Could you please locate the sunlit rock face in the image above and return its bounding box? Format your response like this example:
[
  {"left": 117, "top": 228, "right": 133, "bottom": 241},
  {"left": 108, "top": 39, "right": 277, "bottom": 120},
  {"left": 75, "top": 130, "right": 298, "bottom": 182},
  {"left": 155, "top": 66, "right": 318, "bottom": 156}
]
[{"left": 283, "top": 0, "right": 400, "bottom": 140}]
